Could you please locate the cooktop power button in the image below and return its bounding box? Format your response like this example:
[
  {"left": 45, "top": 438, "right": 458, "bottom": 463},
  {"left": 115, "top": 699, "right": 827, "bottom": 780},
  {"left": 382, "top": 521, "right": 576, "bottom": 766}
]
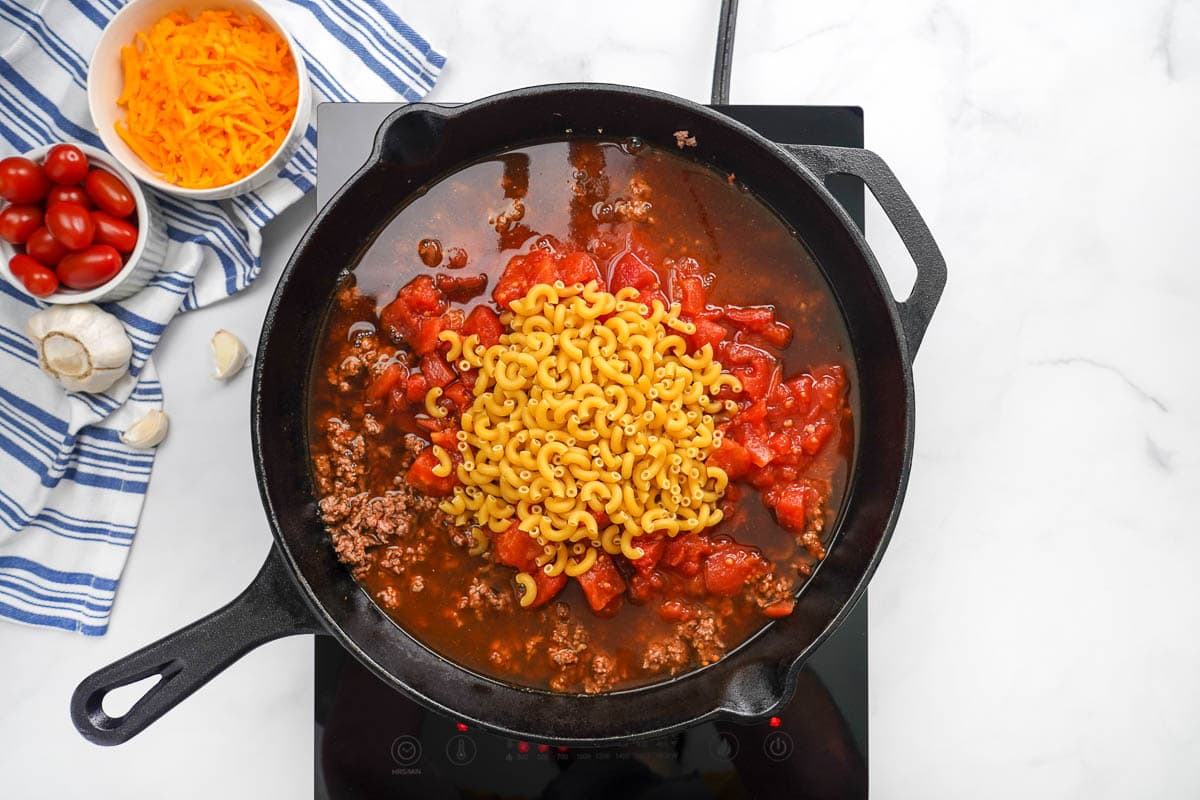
[{"left": 763, "top": 731, "right": 794, "bottom": 762}]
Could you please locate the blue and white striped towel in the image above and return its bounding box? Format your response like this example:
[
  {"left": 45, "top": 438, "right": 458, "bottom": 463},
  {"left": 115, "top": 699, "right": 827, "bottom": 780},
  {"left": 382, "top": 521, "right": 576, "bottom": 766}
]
[{"left": 0, "top": 0, "right": 443, "bottom": 635}]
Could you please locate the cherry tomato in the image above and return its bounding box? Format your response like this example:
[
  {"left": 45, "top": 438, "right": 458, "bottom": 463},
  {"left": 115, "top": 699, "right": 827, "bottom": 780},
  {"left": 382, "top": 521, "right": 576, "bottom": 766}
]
[
  {"left": 9, "top": 254, "right": 58, "bottom": 297},
  {"left": 45, "top": 202, "right": 95, "bottom": 251},
  {"left": 0, "top": 157, "right": 49, "bottom": 204},
  {"left": 8, "top": 253, "right": 39, "bottom": 279},
  {"left": 42, "top": 144, "right": 89, "bottom": 185},
  {"left": 83, "top": 169, "right": 135, "bottom": 218},
  {"left": 91, "top": 211, "right": 138, "bottom": 254},
  {"left": 0, "top": 204, "right": 44, "bottom": 244},
  {"left": 47, "top": 184, "right": 93, "bottom": 209},
  {"left": 23, "top": 267, "right": 60, "bottom": 297},
  {"left": 25, "top": 226, "right": 69, "bottom": 267},
  {"left": 56, "top": 244, "right": 122, "bottom": 289}
]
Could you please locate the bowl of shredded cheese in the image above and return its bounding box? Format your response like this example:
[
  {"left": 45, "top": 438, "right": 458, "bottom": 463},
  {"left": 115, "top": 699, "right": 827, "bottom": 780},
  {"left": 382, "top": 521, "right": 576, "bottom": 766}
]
[{"left": 88, "top": 0, "right": 311, "bottom": 200}]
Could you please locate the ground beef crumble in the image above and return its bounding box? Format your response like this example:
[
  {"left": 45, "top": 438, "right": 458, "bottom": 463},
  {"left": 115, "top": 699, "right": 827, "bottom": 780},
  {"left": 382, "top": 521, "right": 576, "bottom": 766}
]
[
  {"left": 457, "top": 577, "right": 512, "bottom": 620},
  {"left": 749, "top": 572, "right": 795, "bottom": 611},
  {"left": 676, "top": 612, "right": 726, "bottom": 666}
]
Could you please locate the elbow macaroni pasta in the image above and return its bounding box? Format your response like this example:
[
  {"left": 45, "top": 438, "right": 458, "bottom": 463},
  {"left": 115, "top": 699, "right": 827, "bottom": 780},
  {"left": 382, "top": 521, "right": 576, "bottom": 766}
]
[{"left": 434, "top": 280, "right": 740, "bottom": 573}]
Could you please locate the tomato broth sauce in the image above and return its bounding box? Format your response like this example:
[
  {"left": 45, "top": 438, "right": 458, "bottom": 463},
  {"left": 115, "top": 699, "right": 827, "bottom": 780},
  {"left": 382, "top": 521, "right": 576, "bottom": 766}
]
[{"left": 309, "top": 139, "right": 856, "bottom": 693}]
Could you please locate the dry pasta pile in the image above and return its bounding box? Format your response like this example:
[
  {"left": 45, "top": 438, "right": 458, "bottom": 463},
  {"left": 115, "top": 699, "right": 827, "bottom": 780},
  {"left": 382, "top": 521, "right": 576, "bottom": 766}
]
[{"left": 433, "top": 281, "right": 742, "bottom": 603}]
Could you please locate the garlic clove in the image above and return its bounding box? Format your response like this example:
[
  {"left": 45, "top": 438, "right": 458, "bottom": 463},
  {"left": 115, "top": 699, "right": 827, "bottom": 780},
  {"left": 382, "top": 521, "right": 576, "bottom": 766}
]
[
  {"left": 26, "top": 304, "right": 132, "bottom": 394},
  {"left": 120, "top": 409, "right": 169, "bottom": 449},
  {"left": 211, "top": 329, "right": 248, "bottom": 380}
]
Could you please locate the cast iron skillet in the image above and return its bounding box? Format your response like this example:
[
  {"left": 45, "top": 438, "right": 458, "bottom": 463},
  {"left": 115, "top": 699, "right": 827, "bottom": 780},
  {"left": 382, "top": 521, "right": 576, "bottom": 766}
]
[{"left": 71, "top": 84, "right": 945, "bottom": 746}]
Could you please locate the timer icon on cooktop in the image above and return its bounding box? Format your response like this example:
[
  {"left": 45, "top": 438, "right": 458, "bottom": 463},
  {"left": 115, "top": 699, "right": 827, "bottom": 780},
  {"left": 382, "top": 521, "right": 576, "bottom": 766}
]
[
  {"left": 390, "top": 735, "right": 422, "bottom": 766},
  {"left": 445, "top": 734, "right": 477, "bottom": 766}
]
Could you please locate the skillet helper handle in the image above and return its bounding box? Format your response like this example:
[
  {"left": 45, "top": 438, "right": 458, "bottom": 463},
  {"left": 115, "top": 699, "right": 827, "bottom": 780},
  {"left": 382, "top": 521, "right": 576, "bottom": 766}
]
[
  {"left": 782, "top": 144, "right": 947, "bottom": 358},
  {"left": 70, "top": 546, "right": 322, "bottom": 746}
]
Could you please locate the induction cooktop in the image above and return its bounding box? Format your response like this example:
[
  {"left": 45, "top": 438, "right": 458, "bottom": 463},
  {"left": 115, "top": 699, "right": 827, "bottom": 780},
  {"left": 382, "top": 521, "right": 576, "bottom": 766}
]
[{"left": 314, "top": 101, "right": 868, "bottom": 800}]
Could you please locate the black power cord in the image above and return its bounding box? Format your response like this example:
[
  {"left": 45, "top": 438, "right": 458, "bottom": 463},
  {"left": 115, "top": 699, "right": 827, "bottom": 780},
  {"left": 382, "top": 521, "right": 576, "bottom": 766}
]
[{"left": 710, "top": 0, "right": 739, "bottom": 105}]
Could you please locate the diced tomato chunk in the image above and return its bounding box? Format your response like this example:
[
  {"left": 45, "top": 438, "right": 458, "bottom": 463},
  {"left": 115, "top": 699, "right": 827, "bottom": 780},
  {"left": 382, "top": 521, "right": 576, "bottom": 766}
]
[
  {"left": 429, "top": 428, "right": 458, "bottom": 450},
  {"left": 628, "top": 572, "right": 663, "bottom": 603},
  {"left": 723, "top": 305, "right": 776, "bottom": 332},
  {"left": 463, "top": 305, "right": 504, "bottom": 348},
  {"left": 731, "top": 356, "right": 774, "bottom": 402},
  {"left": 380, "top": 275, "right": 451, "bottom": 347},
  {"left": 409, "top": 316, "right": 446, "bottom": 355},
  {"left": 688, "top": 318, "right": 726, "bottom": 353},
  {"left": 630, "top": 535, "right": 665, "bottom": 574},
  {"left": 707, "top": 436, "right": 754, "bottom": 480},
  {"left": 799, "top": 420, "right": 834, "bottom": 454},
  {"left": 609, "top": 250, "right": 660, "bottom": 294},
  {"left": 365, "top": 362, "right": 407, "bottom": 402},
  {"left": 672, "top": 271, "right": 708, "bottom": 317},
  {"left": 405, "top": 373, "right": 430, "bottom": 404},
  {"left": 662, "top": 532, "right": 715, "bottom": 577},
  {"left": 739, "top": 425, "right": 775, "bottom": 468},
  {"left": 558, "top": 251, "right": 602, "bottom": 286},
  {"left": 657, "top": 599, "right": 700, "bottom": 623},
  {"left": 635, "top": 288, "right": 670, "bottom": 311},
  {"left": 405, "top": 446, "right": 458, "bottom": 496},
  {"left": 442, "top": 380, "right": 472, "bottom": 410},
  {"left": 396, "top": 274, "right": 446, "bottom": 315},
  {"left": 761, "top": 320, "right": 793, "bottom": 349},
  {"left": 529, "top": 570, "right": 567, "bottom": 609},
  {"left": 576, "top": 552, "right": 626, "bottom": 615},
  {"left": 492, "top": 522, "right": 533, "bottom": 570},
  {"left": 703, "top": 545, "right": 767, "bottom": 595},
  {"left": 420, "top": 354, "right": 456, "bottom": 388},
  {"left": 493, "top": 250, "right": 602, "bottom": 309},
  {"left": 770, "top": 483, "right": 818, "bottom": 534},
  {"left": 490, "top": 522, "right": 566, "bottom": 609}
]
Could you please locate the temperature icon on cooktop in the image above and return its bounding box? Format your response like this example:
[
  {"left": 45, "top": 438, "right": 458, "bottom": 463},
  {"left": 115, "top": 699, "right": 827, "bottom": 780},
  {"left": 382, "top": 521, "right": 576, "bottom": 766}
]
[{"left": 445, "top": 734, "right": 477, "bottom": 766}]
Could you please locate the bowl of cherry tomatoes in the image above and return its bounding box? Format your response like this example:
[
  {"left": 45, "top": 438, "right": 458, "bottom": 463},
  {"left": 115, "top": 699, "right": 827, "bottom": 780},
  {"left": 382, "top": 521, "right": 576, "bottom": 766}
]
[{"left": 0, "top": 142, "right": 168, "bottom": 303}]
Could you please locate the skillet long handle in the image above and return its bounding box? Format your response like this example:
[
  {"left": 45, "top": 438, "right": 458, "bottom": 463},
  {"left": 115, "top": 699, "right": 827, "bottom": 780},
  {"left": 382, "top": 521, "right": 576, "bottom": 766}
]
[
  {"left": 782, "top": 144, "right": 947, "bottom": 359},
  {"left": 70, "top": 546, "right": 323, "bottom": 746}
]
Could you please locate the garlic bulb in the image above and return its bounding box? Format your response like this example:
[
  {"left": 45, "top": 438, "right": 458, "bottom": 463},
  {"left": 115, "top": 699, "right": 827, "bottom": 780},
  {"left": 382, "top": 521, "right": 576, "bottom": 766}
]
[
  {"left": 26, "top": 304, "right": 132, "bottom": 393},
  {"left": 211, "top": 329, "right": 248, "bottom": 380},
  {"left": 120, "top": 409, "right": 169, "bottom": 449}
]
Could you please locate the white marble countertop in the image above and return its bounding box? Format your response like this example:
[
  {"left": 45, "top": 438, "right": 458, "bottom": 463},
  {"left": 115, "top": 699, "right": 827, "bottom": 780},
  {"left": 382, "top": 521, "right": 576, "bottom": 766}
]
[{"left": 3, "top": 0, "right": 1199, "bottom": 797}]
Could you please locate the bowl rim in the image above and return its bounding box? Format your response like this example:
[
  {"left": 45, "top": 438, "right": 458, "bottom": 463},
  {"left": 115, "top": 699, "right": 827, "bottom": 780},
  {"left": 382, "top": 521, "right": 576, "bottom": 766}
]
[
  {"left": 85, "top": 0, "right": 310, "bottom": 200},
  {"left": 0, "top": 142, "right": 155, "bottom": 305}
]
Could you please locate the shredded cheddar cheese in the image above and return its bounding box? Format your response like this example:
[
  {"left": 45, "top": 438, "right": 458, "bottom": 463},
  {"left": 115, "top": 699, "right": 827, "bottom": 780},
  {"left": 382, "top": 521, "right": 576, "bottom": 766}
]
[{"left": 115, "top": 9, "right": 299, "bottom": 189}]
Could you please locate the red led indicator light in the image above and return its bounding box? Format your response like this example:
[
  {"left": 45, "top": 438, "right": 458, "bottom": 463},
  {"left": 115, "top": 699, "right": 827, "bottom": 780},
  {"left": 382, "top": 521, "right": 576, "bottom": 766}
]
[
  {"left": 518, "top": 741, "right": 530, "bottom": 753},
  {"left": 769, "top": 716, "right": 782, "bottom": 728},
  {"left": 537, "top": 744, "right": 550, "bottom": 753},
  {"left": 455, "top": 723, "right": 469, "bottom": 732},
  {"left": 557, "top": 745, "right": 568, "bottom": 752}
]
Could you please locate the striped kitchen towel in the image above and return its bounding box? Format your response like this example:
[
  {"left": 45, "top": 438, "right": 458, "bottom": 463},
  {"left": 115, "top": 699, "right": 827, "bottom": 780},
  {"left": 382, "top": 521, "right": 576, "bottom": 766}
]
[{"left": 0, "top": 0, "right": 444, "bottom": 635}]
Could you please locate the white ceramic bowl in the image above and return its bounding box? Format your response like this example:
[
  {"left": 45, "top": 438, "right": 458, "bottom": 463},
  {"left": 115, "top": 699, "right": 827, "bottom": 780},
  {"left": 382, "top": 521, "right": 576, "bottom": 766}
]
[
  {"left": 86, "top": 0, "right": 311, "bottom": 201},
  {"left": 0, "top": 143, "right": 169, "bottom": 304}
]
